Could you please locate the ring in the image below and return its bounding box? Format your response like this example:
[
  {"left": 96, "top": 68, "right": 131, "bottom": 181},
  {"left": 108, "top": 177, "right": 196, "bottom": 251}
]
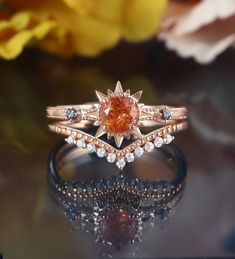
[
  {"left": 50, "top": 177, "right": 184, "bottom": 249},
  {"left": 48, "top": 139, "right": 187, "bottom": 208},
  {"left": 47, "top": 81, "right": 188, "bottom": 169}
]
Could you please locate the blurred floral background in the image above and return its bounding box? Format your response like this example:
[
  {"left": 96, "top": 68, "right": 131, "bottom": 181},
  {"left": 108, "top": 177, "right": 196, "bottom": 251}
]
[{"left": 1, "top": 0, "right": 235, "bottom": 63}]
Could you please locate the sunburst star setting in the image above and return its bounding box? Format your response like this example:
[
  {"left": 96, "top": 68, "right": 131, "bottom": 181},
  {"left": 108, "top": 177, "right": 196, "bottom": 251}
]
[{"left": 87, "top": 81, "right": 147, "bottom": 148}]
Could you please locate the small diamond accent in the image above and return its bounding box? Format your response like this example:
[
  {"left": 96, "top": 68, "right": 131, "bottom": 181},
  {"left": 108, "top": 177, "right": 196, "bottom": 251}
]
[
  {"left": 154, "top": 136, "right": 164, "bottom": 148},
  {"left": 160, "top": 107, "right": 172, "bottom": 120},
  {"left": 77, "top": 139, "right": 85, "bottom": 148},
  {"left": 145, "top": 142, "right": 154, "bottom": 152},
  {"left": 107, "top": 153, "right": 116, "bottom": 163},
  {"left": 97, "top": 148, "right": 106, "bottom": 158},
  {"left": 116, "top": 158, "right": 126, "bottom": 170},
  {"left": 87, "top": 143, "right": 95, "bottom": 153},
  {"left": 135, "top": 146, "right": 144, "bottom": 157},
  {"left": 65, "top": 107, "right": 78, "bottom": 120},
  {"left": 164, "top": 134, "right": 174, "bottom": 144},
  {"left": 66, "top": 136, "right": 75, "bottom": 144},
  {"left": 126, "top": 152, "right": 135, "bottom": 163}
]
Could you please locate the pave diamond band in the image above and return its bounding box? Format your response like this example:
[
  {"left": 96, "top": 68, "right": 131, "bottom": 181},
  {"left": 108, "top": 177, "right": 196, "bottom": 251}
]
[{"left": 49, "top": 121, "right": 186, "bottom": 169}]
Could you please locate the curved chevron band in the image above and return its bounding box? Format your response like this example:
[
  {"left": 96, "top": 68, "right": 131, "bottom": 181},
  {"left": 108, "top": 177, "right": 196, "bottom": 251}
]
[{"left": 48, "top": 121, "right": 187, "bottom": 167}]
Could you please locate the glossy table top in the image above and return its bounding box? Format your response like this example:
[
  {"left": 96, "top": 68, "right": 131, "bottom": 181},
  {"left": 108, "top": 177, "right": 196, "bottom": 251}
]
[{"left": 0, "top": 42, "right": 235, "bottom": 259}]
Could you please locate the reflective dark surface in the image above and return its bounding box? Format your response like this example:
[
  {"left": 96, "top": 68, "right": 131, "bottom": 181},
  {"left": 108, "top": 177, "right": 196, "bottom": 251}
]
[
  {"left": 0, "top": 42, "right": 235, "bottom": 258},
  {"left": 50, "top": 173, "right": 184, "bottom": 258}
]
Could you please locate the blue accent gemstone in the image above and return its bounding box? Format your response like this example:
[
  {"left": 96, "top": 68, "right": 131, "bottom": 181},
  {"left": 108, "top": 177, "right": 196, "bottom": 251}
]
[
  {"left": 65, "top": 107, "right": 78, "bottom": 120},
  {"left": 158, "top": 208, "right": 170, "bottom": 219},
  {"left": 65, "top": 208, "right": 78, "bottom": 221}
]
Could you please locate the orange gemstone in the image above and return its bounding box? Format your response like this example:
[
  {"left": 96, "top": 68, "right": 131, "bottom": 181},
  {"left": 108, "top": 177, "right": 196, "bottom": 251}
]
[
  {"left": 99, "top": 96, "right": 139, "bottom": 133},
  {"left": 100, "top": 208, "right": 138, "bottom": 247}
]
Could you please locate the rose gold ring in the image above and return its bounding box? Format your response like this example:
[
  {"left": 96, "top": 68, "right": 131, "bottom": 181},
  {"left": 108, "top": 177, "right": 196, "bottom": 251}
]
[{"left": 47, "top": 81, "right": 188, "bottom": 169}]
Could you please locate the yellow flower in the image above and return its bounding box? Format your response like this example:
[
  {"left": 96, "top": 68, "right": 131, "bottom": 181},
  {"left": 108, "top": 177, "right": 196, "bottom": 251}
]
[
  {"left": 0, "top": 11, "right": 55, "bottom": 59},
  {"left": 0, "top": 0, "right": 168, "bottom": 59}
]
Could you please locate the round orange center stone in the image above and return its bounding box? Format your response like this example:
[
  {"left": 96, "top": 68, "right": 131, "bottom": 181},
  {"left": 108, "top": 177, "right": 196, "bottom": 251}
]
[{"left": 99, "top": 96, "right": 139, "bottom": 133}]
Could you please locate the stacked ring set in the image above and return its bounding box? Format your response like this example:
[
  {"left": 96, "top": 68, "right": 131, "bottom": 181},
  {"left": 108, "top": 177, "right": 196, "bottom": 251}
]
[{"left": 46, "top": 81, "right": 188, "bottom": 246}]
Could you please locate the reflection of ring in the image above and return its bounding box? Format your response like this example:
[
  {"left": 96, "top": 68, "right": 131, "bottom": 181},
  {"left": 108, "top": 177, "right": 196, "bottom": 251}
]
[
  {"left": 47, "top": 81, "right": 188, "bottom": 169},
  {"left": 49, "top": 160, "right": 185, "bottom": 251},
  {"left": 50, "top": 185, "right": 184, "bottom": 250},
  {"left": 48, "top": 140, "right": 187, "bottom": 208}
]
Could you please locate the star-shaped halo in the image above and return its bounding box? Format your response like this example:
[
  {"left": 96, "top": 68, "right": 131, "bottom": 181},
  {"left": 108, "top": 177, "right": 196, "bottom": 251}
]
[{"left": 86, "top": 81, "right": 150, "bottom": 148}]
